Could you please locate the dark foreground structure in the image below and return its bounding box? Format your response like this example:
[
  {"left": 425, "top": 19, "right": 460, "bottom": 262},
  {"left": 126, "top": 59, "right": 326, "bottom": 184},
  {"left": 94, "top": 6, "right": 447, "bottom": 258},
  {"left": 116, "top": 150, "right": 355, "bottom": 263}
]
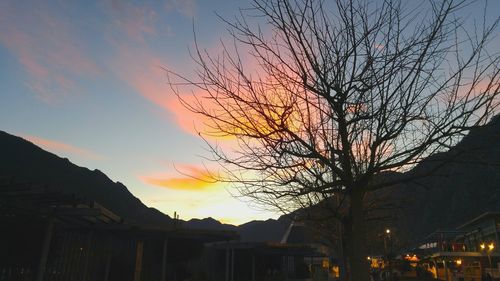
[
  {"left": 0, "top": 180, "right": 237, "bottom": 281},
  {"left": 0, "top": 180, "right": 338, "bottom": 281},
  {"left": 204, "top": 241, "right": 331, "bottom": 281}
]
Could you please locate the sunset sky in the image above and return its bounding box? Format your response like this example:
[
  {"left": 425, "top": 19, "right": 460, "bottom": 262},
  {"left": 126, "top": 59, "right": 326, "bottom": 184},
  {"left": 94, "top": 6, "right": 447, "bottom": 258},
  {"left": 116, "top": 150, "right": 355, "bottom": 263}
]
[{"left": 1, "top": 0, "right": 499, "bottom": 225}]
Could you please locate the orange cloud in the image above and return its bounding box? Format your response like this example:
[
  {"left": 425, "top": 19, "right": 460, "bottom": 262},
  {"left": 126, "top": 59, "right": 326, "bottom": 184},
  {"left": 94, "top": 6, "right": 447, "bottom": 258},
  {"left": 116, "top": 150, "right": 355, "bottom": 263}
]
[
  {"left": 111, "top": 22, "right": 291, "bottom": 144},
  {"left": 0, "top": 2, "right": 99, "bottom": 103},
  {"left": 165, "top": 92, "right": 210, "bottom": 135},
  {"left": 21, "top": 135, "right": 103, "bottom": 161},
  {"left": 140, "top": 165, "right": 220, "bottom": 191}
]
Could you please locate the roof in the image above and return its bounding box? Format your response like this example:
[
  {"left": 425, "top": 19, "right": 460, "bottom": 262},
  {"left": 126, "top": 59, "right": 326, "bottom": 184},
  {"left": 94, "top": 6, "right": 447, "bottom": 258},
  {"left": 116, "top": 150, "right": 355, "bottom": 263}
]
[
  {"left": 0, "top": 180, "right": 122, "bottom": 224},
  {"left": 457, "top": 212, "right": 500, "bottom": 230},
  {"left": 430, "top": 251, "right": 500, "bottom": 258},
  {"left": 421, "top": 229, "right": 466, "bottom": 242},
  {"left": 0, "top": 180, "right": 239, "bottom": 242},
  {"left": 99, "top": 224, "right": 239, "bottom": 241},
  {"left": 205, "top": 241, "right": 327, "bottom": 257}
]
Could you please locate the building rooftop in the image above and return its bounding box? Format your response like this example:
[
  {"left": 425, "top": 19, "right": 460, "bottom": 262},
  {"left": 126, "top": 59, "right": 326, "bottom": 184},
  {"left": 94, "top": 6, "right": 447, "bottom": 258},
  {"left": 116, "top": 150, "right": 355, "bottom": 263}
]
[{"left": 457, "top": 212, "right": 500, "bottom": 230}]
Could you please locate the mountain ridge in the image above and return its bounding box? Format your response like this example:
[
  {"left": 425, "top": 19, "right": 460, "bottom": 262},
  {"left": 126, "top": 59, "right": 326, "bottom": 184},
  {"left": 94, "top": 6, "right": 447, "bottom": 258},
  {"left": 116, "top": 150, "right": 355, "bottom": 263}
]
[
  {"left": 0, "top": 130, "right": 286, "bottom": 241},
  {"left": 2, "top": 115, "right": 500, "bottom": 244},
  {"left": 0, "top": 130, "right": 172, "bottom": 227}
]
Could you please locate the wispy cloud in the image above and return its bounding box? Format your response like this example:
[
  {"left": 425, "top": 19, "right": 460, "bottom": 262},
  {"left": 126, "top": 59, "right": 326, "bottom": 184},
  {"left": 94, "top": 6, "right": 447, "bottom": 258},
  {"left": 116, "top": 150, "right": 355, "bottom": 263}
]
[
  {"left": 112, "top": 46, "right": 171, "bottom": 107},
  {"left": 101, "top": 0, "right": 206, "bottom": 137},
  {"left": 21, "top": 134, "right": 103, "bottom": 161},
  {"left": 115, "top": 51, "right": 206, "bottom": 136},
  {"left": 165, "top": 0, "right": 197, "bottom": 18},
  {"left": 0, "top": 1, "right": 100, "bottom": 104},
  {"left": 105, "top": 0, "right": 161, "bottom": 43},
  {"left": 140, "top": 165, "right": 220, "bottom": 191}
]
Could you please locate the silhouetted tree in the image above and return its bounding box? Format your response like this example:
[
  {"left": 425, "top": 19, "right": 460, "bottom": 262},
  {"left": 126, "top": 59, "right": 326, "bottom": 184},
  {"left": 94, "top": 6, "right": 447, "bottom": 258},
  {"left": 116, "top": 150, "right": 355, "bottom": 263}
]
[{"left": 169, "top": 1, "right": 500, "bottom": 280}]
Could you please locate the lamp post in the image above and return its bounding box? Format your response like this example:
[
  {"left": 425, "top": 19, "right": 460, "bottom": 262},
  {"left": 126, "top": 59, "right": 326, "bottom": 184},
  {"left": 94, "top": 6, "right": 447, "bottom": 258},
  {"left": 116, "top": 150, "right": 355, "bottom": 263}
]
[
  {"left": 384, "top": 228, "right": 392, "bottom": 271},
  {"left": 386, "top": 229, "right": 392, "bottom": 256},
  {"left": 488, "top": 243, "right": 495, "bottom": 268},
  {"left": 384, "top": 229, "right": 391, "bottom": 253},
  {"left": 480, "top": 242, "right": 494, "bottom": 268}
]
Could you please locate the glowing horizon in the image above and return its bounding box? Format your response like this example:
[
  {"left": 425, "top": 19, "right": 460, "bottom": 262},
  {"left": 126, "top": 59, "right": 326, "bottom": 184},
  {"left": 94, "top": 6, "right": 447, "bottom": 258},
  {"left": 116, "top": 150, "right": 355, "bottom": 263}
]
[{"left": 1, "top": 0, "right": 498, "bottom": 226}]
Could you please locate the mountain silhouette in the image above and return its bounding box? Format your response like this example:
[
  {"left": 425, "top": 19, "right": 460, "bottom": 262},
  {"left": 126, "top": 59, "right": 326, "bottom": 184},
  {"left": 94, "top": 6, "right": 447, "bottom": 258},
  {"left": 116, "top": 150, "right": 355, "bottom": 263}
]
[
  {"left": 240, "top": 117, "right": 500, "bottom": 245},
  {"left": 0, "top": 131, "right": 172, "bottom": 227},
  {"left": 182, "top": 116, "right": 500, "bottom": 245},
  {"left": 0, "top": 130, "right": 287, "bottom": 240},
  {"left": 398, "top": 115, "right": 500, "bottom": 241},
  {"left": 184, "top": 217, "right": 237, "bottom": 231},
  {"left": 2, "top": 114, "right": 500, "bottom": 245}
]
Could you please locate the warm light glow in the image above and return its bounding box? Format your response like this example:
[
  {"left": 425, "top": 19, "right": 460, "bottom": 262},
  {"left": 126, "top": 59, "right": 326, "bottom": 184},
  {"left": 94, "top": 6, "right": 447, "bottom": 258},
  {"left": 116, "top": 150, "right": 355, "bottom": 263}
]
[
  {"left": 386, "top": 229, "right": 391, "bottom": 234},
  {"left": 141, "top": 165, "right": 219, "bottom": 191},
  {"left": 22, "top": 135, "right": 103, "bottom": 160},
  {"left": 489, "top": 243, "right": 495, "bottom": 251},
  {"left": 404, "top": 254, "right": 420, "bottom": 262},
  {"left": 481, "top": 243, "right": 486, "bottom": 250},
  {"left": 367, "top": 256, "right": 371, "bottom": 260},
  {"left": 456, "top": 259, "right": 462, "bottom": 265}
]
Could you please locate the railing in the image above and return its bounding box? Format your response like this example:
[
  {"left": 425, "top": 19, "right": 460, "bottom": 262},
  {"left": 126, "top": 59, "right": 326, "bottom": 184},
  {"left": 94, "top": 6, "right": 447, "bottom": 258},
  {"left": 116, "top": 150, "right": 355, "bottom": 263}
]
[{"left": 484, "top": 268, "right": 500, "bottom": 279}]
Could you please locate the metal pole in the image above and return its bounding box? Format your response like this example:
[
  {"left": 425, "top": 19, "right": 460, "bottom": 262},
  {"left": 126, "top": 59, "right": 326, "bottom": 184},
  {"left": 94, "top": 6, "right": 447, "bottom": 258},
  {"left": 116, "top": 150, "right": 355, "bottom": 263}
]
[
  {"left": 82, "top": 231, "right": 93, "bottom": 281},
  {"left": 36, "top": 217, "right": 54, "bottom": 281},
  {"left": 443, "top": 259, "right": 449, "bottom": 281},
  {"left": 225, "top": 246, "right": 230, "bottom": 281},
  {"left": 134, "top": 240, "right": 144, "bottom": 281},
  {"left": 103, "top": 240, "right": 112, "bottom": 281},
  {"left": 435, "top": 260, "right": 439, "bottom": 280},
  {"left": 230, "top": 248, "right": 234, "bottom": 281},
  {"left": 251, "top": 254, "right": 255, "bottom": 281},
  {"left": 161, "top": 238, "right": 168, "bottom": 281}
]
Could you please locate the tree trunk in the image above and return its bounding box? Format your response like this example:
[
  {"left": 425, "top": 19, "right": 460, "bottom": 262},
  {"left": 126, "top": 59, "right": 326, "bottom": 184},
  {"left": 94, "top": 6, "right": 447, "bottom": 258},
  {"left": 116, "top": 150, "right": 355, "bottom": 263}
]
[{"left": 345, "top": 190, "right": 369, "bottom": 281}]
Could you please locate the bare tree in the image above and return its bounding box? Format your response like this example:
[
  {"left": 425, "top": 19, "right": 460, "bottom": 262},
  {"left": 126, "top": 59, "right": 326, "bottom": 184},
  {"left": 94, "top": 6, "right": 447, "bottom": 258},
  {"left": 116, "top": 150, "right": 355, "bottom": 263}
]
[{"left": 169, "top": 0, "right": 500, "bottom": 280}]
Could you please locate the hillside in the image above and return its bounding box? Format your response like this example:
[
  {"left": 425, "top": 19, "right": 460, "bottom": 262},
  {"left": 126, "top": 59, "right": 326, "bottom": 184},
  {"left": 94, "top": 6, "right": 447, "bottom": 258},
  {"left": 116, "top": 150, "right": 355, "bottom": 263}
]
[
  {"left": 186, "top": 116, "right": 500, "bottom": 245},
  {"left": 399, "top": 116, "right": 500, "bottom": 240},
  {"left": 0, "top": 130, "right": 288, "bottom": 241},
  {"left": 0, "top": 131, "right": 172, "bottom": 227},
  {"left": 2, "top": 114, "right": 500, "bottom": 244},
  {"left": 183, "top": 217, "right": 289, "bottom": 242}
]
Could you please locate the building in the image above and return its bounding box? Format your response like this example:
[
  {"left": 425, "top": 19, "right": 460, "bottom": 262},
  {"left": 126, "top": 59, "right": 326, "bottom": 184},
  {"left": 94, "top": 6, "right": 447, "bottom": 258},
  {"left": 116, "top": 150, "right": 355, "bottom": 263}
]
[
  {"left": 0, "top": 180, "right": 238, "bottom": 281},
  {"left": 417, "top": 213, "right": 500, "bottom": 281},
  {"left": 203, "top": 219, "right": 337, "bottom": 281},
  {"left": 457, "top": 212, "right": 500, "bottom": 253}
]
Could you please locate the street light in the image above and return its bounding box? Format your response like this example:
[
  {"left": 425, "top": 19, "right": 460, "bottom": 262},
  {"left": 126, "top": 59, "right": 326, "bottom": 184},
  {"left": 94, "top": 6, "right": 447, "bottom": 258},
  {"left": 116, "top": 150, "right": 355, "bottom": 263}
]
[
  {"left": 383, "top": 228, "right": 393, "bottom": 272},
  {"left": 480, "top": 242, "right": 495, "bottom": 268}
]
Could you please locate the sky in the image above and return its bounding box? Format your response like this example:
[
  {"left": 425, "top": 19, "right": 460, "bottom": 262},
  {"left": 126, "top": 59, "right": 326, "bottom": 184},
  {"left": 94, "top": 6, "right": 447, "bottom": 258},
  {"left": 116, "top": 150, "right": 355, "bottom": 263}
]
[
  {"left": 0, "top": 0, "right": 279, "bottom": 225},
  {"left": 1, "top": 0, "right": 499, "bottom": 225}
]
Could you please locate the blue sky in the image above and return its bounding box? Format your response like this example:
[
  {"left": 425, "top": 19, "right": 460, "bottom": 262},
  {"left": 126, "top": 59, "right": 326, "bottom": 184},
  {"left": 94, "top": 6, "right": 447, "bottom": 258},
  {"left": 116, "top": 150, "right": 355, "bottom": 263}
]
[
  {"left": 1, "top": 0, "right": 499, "bottom": 225},
  {"left": 0, "top": 0, "right": 277, "bottom": 225}
]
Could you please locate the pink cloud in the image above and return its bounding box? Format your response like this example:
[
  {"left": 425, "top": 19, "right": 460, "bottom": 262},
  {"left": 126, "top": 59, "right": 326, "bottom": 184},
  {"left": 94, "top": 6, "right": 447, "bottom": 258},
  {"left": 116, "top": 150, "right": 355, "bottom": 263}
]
[
  {"left": 111, "top": 45, "right": 212, "bottom": 137},
  {"left": 160, "top": 41, "right": 297, "bottom": 140},
  {"left": 21, "top": 135, "right": 103, "bottom": 161},
  {"left": 106, "top": 0, "right": 160, "bottom": 42},
  {"left": 0, "top": 2, "right": 100, "bottom": 104}
]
